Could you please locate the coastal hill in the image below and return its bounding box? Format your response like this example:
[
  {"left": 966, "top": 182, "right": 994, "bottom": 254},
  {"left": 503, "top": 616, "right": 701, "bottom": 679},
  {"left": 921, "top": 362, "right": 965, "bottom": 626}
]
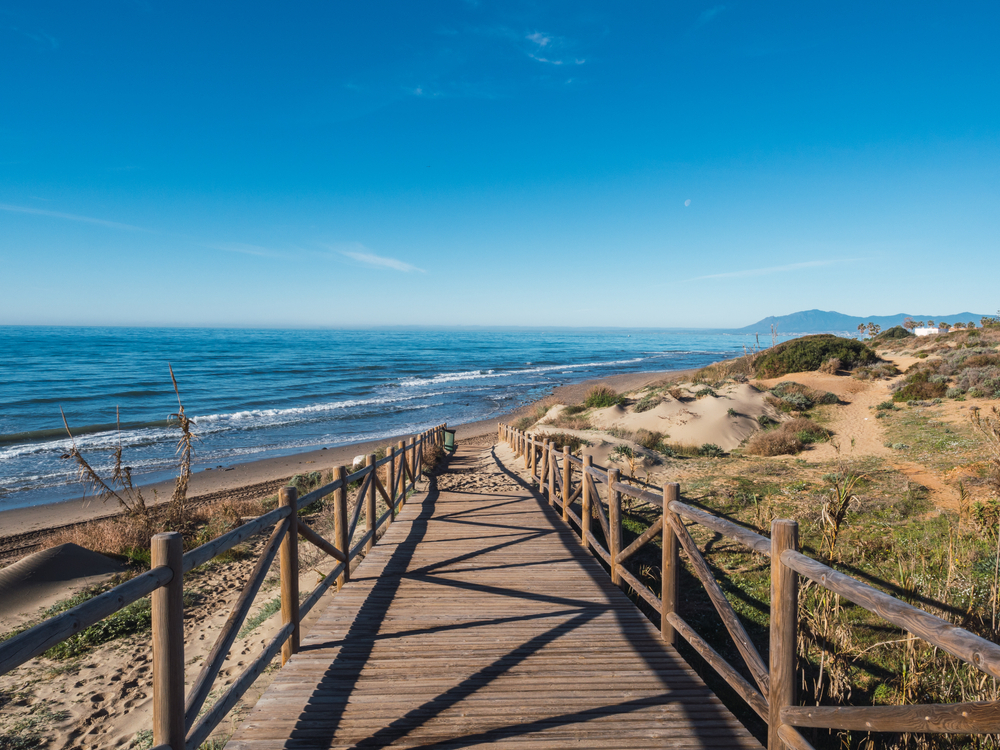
[{"left": 735, "top": 308, "right": 989, "bottom": 334}]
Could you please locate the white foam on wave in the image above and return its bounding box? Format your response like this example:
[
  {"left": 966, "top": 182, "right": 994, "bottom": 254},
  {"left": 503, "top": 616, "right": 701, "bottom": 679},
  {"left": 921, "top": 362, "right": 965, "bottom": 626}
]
[
  {"left": 397, "top": 357, "right": 652, "bottom": 387},
  {"left": 0, "top": 392, "right": 444, "bottom": 462}
]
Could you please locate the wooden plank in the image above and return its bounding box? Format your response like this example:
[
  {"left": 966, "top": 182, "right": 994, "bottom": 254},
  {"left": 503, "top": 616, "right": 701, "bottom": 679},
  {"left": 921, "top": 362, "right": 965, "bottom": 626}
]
[
  {"left": 781, "top": 549, "right": 1000, "bottom": 680},
  {"left": 781, "top": 702, "right": 1000, "bottom": 734}
]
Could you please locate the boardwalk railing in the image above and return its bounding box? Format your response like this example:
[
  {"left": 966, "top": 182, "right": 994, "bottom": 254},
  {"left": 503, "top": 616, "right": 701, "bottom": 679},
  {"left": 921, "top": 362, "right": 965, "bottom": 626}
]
[
  {"left": 0, "top": 424, "right": 446, "bottom": 750},
  {"left": 500, "top": 423, "right": 1000, "bottom": 749}
]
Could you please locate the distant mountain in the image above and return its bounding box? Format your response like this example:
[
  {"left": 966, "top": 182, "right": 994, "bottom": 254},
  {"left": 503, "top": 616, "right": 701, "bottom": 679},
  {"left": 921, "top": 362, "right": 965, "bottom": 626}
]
[{"left": 735, "top": 309, "right": 990, "bottom": 334}]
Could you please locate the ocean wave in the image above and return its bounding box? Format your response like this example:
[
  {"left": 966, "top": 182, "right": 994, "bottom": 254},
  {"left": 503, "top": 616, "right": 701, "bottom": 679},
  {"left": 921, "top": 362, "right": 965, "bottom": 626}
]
[{"left": 397, "top": 357, "right": 653, "bottom": 387}]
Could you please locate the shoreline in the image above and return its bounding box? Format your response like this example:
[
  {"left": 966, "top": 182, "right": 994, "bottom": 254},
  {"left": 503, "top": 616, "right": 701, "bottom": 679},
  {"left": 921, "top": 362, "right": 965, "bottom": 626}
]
[{"left": 0, "top": 367, "right": 693, "bottom": 548}]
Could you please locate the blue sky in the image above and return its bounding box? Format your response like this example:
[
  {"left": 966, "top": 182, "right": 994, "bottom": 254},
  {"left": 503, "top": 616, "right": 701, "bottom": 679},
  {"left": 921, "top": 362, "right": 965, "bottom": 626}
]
[{"left": 1, "top": 1, "right": 998, "bottom": 328}]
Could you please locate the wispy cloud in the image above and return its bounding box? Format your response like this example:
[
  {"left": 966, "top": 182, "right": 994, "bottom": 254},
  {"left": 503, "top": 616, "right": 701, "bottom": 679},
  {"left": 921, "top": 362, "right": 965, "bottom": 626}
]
[
  {"left": 339, "top": 247, "right": 425, "bottom": 273},
  {"left": 2, "top": 25, "right": 58, "bottom": 49},
  {"left": 0, "top": 203, "right": 145, "bottom": 231},
  {"left": 692, "top": 5, "right": 727, "bottom": 31},
  {"left": 525, "top": 30, "right": 585, "bottom": 66},
  {"left": 686, "top": 259, "right": 846, "bottom": 282}
]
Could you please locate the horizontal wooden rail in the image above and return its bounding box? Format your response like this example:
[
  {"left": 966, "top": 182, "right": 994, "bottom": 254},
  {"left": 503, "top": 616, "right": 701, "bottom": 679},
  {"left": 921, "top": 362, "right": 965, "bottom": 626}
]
[
  {"left": 612, "top": 480, "right": 661, "bottom": 506},
  {"left": 782, "top": 549, "right": 1000, "bottom": 680},
  {"left": 781, "top": 702, "right": 1000, "bottom": 734},
  {"left": 669, "top": 500, "right": 772, "bottom": 556},
  {"left": 183, "top": 505, "right": 290, "bottom": 574},
  {"left": 0, "top": 564, "right": 174, "bottom": 674}
]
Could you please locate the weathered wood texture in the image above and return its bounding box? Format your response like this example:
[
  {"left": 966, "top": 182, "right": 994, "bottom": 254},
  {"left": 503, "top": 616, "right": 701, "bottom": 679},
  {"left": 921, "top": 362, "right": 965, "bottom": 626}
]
[{"left": 225, "top": 445, "right": 762, "bottom": 749}]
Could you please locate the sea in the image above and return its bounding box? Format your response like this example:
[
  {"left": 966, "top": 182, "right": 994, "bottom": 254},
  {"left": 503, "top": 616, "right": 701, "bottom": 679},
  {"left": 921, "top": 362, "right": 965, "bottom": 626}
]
[{"left": 0, "top": 326, "right": 780, "bottom": 512}]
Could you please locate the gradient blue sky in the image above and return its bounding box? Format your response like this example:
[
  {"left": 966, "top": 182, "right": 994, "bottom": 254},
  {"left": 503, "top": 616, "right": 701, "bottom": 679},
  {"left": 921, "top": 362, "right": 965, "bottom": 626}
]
[{"left": 2, "top": 2, "right": 998, "bottom": 328}]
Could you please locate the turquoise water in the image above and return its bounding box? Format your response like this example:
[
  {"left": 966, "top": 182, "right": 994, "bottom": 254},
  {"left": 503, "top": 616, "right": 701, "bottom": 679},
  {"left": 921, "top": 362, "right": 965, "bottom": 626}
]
[{"left": 0, "top": 326, "right": 774, "bottom": 510}]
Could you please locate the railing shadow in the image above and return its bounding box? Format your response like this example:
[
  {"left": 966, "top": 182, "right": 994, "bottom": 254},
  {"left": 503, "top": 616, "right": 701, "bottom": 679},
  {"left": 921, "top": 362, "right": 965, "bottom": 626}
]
[{"left": 283, "top": 443, "right": 760, "bottom": 748}]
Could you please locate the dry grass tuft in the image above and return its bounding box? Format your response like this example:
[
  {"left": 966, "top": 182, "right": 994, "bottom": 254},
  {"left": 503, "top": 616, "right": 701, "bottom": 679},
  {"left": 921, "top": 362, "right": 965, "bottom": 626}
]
[
  {"left": 547, "top": 413, "right": 592, "bottom": 431},
  {"left": 545, "top": 432, "right": 591, "bottom": 454},
  {"left": 745, "top": 429, "right": 804, "bottom": 457},
  {"left": 45, "top": 515, "right": 151, "bottom": 559}
]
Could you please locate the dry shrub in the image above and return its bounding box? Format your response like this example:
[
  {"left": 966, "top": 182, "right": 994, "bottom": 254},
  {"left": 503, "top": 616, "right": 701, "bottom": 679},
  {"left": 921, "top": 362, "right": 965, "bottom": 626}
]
[
  {"left": 421, "top": 443, "right": 444, "bottom": 468},
  {"left": 548, "top": 413, "right": 592, "bottom": 431},
  {"left": 635, "top": 429, "right": 666, "bottom": 451},
  {"left": 745, "top": 430, "right": 804, "bottom": 457},
  {"left": 782, "top": 417, "right": 830, "bottom": 443},
  {"left": 818, "top": 357, "right": 841, "bottom": 374},
  {"left": 668, "top": 387, "right": 684, "bottom": 401},
  {"left": 46, "top": 515, "right": 151, "bottom": 558},
  {"left": 545, "top": 432, "right": 591, "bottom": 454}
]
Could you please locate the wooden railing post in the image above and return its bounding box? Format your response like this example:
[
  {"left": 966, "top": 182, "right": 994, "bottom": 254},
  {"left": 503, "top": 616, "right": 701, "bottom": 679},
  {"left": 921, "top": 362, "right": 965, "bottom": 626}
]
[
  {"left": 548, "top": 442, "right": 556, "bottom": 506},
  {"left": 407, "top": 437, "right": 416, "bottom": 489},
  {"left": 333, "top": 466, "right": 349, "bottom": 587},
  {"left": 581, "top": 453, "right": 592, "bottom": 547},
  {"left": 388, "top": 446, "right": 396, "bottom": 522},
  {"left": 562, "top": 446, "right": 570, "bottom": 522},
  {"left": 151, "top": 532, "right": 184, "bottom": 750},
  {"left": 396, "top": 440, "right": 406, "bottom": 499},
  {"left": 365, "top": 454, "right": 376, "bottom": 553},
  {"left": 661, "top": 483, "right": 680, "bottom": 644},
  {"left": 279, "top": 486, "right": 300, "bottom": 664},
  {"left": 769, "top": 519, "right": 799, "bottom": 750},
  {"left": 609, "top": 468, "right": 622, "bottom": 587}
]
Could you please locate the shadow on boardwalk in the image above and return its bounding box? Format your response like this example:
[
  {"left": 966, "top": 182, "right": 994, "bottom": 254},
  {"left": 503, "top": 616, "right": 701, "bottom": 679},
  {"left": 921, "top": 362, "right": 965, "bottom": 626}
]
[{"left": 227, "top": 445, "right": 762, "bottom": 749}]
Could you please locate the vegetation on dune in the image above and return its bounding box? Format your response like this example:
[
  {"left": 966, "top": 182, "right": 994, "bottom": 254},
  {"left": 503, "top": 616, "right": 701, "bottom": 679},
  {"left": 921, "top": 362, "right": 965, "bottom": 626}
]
[
  {"left": 583, "top": 385, "right": 624, "bottom": 409},
  {"left": 744, "top": 416, "right": 829, "bottom": 456},
  {"left": 767, "top": 381, "right": 838, "bottom": 411},
  {"left": 755, "top": 334, "right": 879, "bottom": 378},
  {"left": 875, "top": 324, "right": 914, "bottom": 341}
]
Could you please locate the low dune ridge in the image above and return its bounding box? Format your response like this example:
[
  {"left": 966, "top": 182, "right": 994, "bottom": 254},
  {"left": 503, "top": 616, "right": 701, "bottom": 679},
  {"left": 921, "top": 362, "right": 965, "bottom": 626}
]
[{"left": 0, "top": 543, "right": 126, "bottom": 632}]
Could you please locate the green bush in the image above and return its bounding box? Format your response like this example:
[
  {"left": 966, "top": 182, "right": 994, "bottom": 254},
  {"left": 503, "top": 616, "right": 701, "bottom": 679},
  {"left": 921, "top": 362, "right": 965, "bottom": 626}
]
[
  {"left": 892, "top": 371, "right": 948, "bottom": 403},
  {"left": 698, "top": 443, "right": 725, "bottom": 457},
  {"left": 755, "top": 335, "right": 879, "bottom": 377},
  {"left": 584, "top": 386, "right": 623, "bottom": 409},
  {"left": 769, "top": 381, "right": 838, "bottom": 411},
  {"left": 875, "top": 325, "right": 914, "bottom": 341}
]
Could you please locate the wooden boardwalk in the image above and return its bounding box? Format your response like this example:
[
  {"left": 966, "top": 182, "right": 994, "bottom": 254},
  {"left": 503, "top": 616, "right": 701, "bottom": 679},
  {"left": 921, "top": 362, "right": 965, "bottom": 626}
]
[{"left": 226, "top": 444, "right": 762, "bottom": 749}]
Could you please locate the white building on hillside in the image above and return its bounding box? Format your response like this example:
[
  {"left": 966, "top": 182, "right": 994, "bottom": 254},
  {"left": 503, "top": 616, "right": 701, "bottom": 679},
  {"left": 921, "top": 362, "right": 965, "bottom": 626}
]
[{"left": 914, "top": 327, "right": 942, "bottom": 336}]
